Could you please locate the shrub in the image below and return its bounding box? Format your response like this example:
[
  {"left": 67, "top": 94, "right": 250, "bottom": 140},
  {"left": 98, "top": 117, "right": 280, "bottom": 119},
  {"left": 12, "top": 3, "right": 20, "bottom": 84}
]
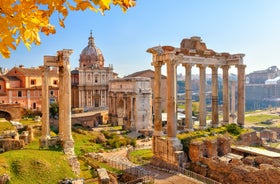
[{"left": 225, "top": 123, "right": 242, "bottom": 136}]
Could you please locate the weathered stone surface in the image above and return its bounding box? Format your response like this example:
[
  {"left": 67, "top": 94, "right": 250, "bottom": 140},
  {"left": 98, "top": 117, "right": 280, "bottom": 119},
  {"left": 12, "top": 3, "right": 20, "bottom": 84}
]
[
  {"left": 0, "top": 139, "right": 24, "bottom": 152},
  {"left": 0, "top": 174, "right": 10, "bottom": 184},
  {"left": 189, "top": 141, "right": 204, "bottom": 162},
  {"left": 238, "top": 131, "right": 260, "bottom": 146},
  {"left": 243, "top": 156, "right": 255, "bottom": 166},
  {"left": 194, "top": 155, "right": 280, "bottom": 184},
  {"left": 254, "top": 156, "right": 280, "bottom": 167},
  {"left": 217, "top": 136, "right": 231, "bottom": 156},
  {"left": 204, "top": 139, "right": 217, "bottom": 158},
  {"left": 97, "top": 168, "right": 110, "bottom": 184},
  {"left": 67, "top": 155, "right": 80, "bottom": 176}
]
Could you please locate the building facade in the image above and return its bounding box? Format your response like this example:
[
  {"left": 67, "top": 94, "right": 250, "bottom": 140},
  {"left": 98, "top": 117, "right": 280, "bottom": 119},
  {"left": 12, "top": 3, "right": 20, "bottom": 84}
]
[
  {"left": 71, "top": 32, "right": 116, "bottom": 110},
  {"left": 125, "top": 69, "right": 167, "bottom": 113},
  {"left": 246, "top": 66, "right": 280, "bottom": 110},
  {"left": 108, "top": 77, "right": 152, "bottom": 132},
  {"left": 0, "top": 66, "right": 59, "bottom": 111}
]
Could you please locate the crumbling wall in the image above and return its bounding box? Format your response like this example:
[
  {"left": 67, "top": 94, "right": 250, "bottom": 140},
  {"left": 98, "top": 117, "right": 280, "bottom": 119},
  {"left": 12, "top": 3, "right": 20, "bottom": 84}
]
[
  {"left": 237, "top": 131, "right": 260, "bottom": 146},
  {"left": 0, "top": 139, "right": 24, "bottom": 152},
  {"left": 193, "top": 157, "right": 280, "bottom": 184}
]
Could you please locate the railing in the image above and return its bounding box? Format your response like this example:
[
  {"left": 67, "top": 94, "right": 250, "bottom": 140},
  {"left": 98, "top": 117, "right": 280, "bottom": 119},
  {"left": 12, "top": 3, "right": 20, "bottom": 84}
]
[
  {"left": 101, "top": 157, "right": 154, "bottom": 184},
  {"left": 127, "top": 145, "right": 221, "bottom": 184},
  {"left": 177, "top": 166, "right": 221, "bottom": 184}
]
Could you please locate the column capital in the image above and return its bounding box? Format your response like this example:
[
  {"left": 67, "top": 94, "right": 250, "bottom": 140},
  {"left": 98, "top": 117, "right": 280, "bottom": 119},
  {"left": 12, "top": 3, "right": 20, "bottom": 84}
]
[
  {"left": 152, "top": 60, "right": 164, "bottom": 68},
  {"left": 197, "top": 64, "right": 207, "bottom": 69},
  {"left": 57, "top": 49, "right": 73, "bottom": 67},
  {"left": 221, "top": 65, "right": 230, "bottom": 70},
  {"left": 209, "top": 65, "right": 219, "bottom": 71},
  {"left": 165, "top": 59, "right": 177, "bottom": 66},
  {"left": 236, "top": 64, "right": 246, "bottom": 70},
  {"left": 182, "top": 63, "right": 194, "bottom": 69}
]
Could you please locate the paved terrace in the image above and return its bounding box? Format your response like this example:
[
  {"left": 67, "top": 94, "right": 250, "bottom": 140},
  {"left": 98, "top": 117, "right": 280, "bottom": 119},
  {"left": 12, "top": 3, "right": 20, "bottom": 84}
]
[{"left": 232, "top": 146, "right": 280, "bottom": 158}]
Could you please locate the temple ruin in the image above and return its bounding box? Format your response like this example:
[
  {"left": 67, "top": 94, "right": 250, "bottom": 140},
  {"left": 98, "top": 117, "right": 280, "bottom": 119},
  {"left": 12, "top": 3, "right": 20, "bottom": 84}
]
[
  {"left": 147, "top": 36, "right": 245, "bottom": 167},
  {"left": 40, "top": 49, "right": 74, "bottom": 155}
]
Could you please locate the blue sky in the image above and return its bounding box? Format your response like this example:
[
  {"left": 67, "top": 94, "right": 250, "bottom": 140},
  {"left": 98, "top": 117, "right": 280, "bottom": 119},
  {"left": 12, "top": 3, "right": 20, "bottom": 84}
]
[{"left": 1, "top": 0, "right": 280, "bottom": 76}]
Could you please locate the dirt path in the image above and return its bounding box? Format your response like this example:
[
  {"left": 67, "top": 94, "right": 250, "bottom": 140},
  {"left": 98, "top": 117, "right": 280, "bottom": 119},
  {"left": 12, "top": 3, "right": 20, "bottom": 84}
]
[{"left": 102, "top": 147, "right": 202, "bottom": 184}]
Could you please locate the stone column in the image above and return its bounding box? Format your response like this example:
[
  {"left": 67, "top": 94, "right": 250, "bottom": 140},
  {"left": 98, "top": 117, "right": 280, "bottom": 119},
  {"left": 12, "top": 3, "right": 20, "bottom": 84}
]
[
  {"left": 237, "top": 64, "right": 246, "bottom": 127},
  {"left": 222, "top": 65, "right": 230, "bottom": 124},
  {"left": 166, "top": 59, "right": 177, "bottom": 138},
  {"left": 152, "top": 61, "right": 164, "bottom": 136},
  {"left": 230, "top": 81, "right": 236, "bottom": 123},
  {"left": 40, "top": 66, "right": 50, "bottom": 146},
  {"left": 183, "top": 64, "right": 193, "bottom": 131},
  {"left": 58, "top": 66, "right": 65, "bottom": 140},
  {"left": 130, "top": 97, "right": 135, "bottom": 131},
  {"left": 210, "top": 65, "right": 219, "bottom": 127},
  {"left": 58, "top": 49, "right": 74, "bottom": 155},
  {"left": 197, "top": 64, "right": 206, "bottom": 129}
]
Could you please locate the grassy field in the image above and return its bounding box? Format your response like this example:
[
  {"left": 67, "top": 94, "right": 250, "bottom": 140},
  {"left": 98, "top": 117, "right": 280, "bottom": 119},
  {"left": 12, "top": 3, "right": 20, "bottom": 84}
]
[
  {"left": 0, "top": 149, "right": 75, "bottom": 184},
  {"left": 245, "top": 114, "right": 280, "bottom": 124},
  {"left": 128, "top": 149, "right": 153, "bottom": 165}
]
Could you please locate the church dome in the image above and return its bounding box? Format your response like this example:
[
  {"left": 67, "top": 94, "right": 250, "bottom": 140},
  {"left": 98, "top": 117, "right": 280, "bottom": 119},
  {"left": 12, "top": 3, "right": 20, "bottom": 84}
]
[{"left": 79, "top": 32, "right": 104, "bottom": 68}]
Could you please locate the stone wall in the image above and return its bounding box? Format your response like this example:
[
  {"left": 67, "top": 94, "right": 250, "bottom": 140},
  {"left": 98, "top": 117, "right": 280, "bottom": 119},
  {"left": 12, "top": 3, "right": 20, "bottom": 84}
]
[
  {"left": 260, "top": 129, "right": 277, "bottom": 141},
  {"left": 237, "top": 131, "right": 260, "bottom": 146},
  {"left": 188, "top": 135, "right": 231, "bottom": 162},
  {"left": 151, "top": 136, "right": 184, "bottom": 168},
  {"left": 193, "top": 156, "right": 280, "bottom": 184},
  {"left": 0, "top": 139, "right": 24, "bottom": 152}
]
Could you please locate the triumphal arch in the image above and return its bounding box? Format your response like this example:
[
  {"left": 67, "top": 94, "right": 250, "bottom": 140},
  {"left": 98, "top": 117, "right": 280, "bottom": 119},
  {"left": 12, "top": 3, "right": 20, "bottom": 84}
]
[
  {"left": 40, "top": 49, "right": 74, "bottom": 155},
  {"left": 147, "top": 36, "right": 245, "bottom": 167}
]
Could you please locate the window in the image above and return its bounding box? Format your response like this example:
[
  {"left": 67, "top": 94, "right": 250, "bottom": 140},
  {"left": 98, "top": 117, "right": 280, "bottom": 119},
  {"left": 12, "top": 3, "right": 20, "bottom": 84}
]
[
  {"left": 50, "top": 90, "right": 54, "bottom": 96},
  {"left": 0, "top": 85, "right": 1, "bottom": 90},
  {"left": 88, "top": 74, "right": 91, "bottom": 80},
  {"left": 95, "top": 76, "right": 98, "bottom": 83},
  {"left": 53, "top": 80, "right": 58, "bottom": 85},
  {"left": 31, "top": 79, "right": 36, "bottom": 85},
  {"left": 18, "top": 91, "right": 22, "bottom": 97},
  {"left": 33, "top": 103, "right": 36, "bottom": 109}
]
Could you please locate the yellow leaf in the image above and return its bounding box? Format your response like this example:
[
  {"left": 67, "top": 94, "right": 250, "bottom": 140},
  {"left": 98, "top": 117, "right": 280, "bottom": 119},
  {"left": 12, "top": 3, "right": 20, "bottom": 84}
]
[
  {"left": 59, "top": 18, "right": 65, "bottom": 28},
  {"left": 77, "top": 1, "right": 92, "bottom": 11}
]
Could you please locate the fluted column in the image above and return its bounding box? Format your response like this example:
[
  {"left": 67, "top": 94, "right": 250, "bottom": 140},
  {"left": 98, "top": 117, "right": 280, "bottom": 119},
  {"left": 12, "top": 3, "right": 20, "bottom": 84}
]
[
  {"left": 237, "top": 64, "right": 246, "bottom": 127},
  {"left": 166, "top": 59, "right": 177, "bottom": 138},
  {"left": 197, "top": 64, "right": 206, "bottom": 129},
  {"left": 41, "top": 66, "right": 50, "bottom": 146},
  {"left": 152, "top": 61, "right": 164, "bottom": 136},
  {"left": 183, "top": 64, "right": 193, "bottom": 130},
  {"left": 222, "top": 65, "right": 230, "bottom": 124},
  {"left": 210, "top": 65, "right": 219, "bottom": 127}
]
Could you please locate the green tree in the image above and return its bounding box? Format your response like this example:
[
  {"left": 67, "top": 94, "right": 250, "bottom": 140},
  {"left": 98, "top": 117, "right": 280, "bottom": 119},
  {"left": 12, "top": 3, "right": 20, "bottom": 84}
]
[{"left": 50, "top": 102, "right": 59, "bottom": 119}]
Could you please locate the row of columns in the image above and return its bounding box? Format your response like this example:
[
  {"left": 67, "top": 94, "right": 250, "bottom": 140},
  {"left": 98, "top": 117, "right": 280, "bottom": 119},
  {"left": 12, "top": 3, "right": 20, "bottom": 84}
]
[
  {"left": 152, "top": 60, "right": 246, "bottom": 140},
  {"left": 79, "top": 89, "right": 107, "bottom": 108}
]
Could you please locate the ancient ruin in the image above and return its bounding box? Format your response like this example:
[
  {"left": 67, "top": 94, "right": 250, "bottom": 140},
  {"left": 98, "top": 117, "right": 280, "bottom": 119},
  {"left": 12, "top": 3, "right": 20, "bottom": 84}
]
[
  {"left": 108, "top": 77, "right": 153, "bottom": 132},
  {"left": 147, "top": 36, "right": 245, "bottom": 167},
  {"left": 40, "top": 49, "right": 74, "bottom": 155}
]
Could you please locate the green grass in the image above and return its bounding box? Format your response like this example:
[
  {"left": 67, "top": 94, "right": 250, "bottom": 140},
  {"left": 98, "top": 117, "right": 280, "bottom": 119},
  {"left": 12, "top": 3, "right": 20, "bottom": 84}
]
[
  {"left": 0, "top": 120, "right": 15, "bottom": 133},
  {"left": 128, "top": 149, "right": 153, "bottom": 165},
  {"left": 20, "top": 118, "right": 41, "bottom": 126},
  {"left": 245, "top": 114, "right": 280, "bottom": 123},
  {"left": 72, "top": 128, "right": 104, "bottom": 156},
  {"left": 0, "top": 149, "right": 75, "bottom": 184}
]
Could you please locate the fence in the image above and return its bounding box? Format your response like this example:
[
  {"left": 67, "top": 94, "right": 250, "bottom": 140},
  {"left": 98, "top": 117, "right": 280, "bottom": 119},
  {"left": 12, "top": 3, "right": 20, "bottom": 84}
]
[
  {"left": 127, "top": 145, "right": 221, "bottom": 184},
  {"left": 97, "top": 156, "right": 154, "bottom": 184},
  {"left": 177, "top": 166, "right": 221, "bottom": 184}
]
